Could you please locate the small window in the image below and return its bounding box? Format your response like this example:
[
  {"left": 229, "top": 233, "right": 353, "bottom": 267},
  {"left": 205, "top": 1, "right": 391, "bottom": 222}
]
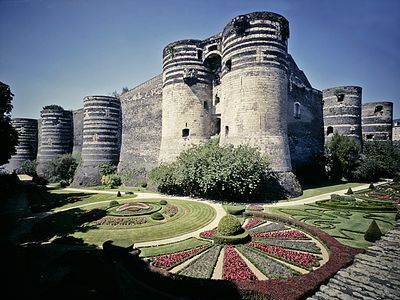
[
  {"left": 208, "top": 45, "right": 218, "bottom": 51},
  {"left": 327, "top": 126, "right": 333, "bottom": 136},
  {"left": 215, "top": 95, "right": 220, "bottom": 104},
  {"left": 182, "top": 128, "right": 189, "bottom": 138},
  {"left": 215, "top": 119, "right": 221, "bottom": 135},
  {"left": 374, "top": 105, "right": 383, "bottom": 113},
  {"left": 225, "top": 59, "right": 232, "bottom": 71},
  {"left": 225, "top": 125, "right": 229, "bottom": 136},
  {"left": 336, "top": 94, "right": 345, "bottom": 102},
  {"left": 366, "top": 134, "right": 374, "bottom": 140},
  {"left": 197, "top": 50, "right": 203, "bottom": 60},
  {"left": 204, "top": 101, "right": 209, "bottom": 110},
  {"left": 294, "top": 102, "right": 301, "bottom": 119}
]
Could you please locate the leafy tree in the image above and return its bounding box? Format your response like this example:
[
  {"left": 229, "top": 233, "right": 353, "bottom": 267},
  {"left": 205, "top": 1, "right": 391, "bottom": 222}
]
[
  {"left": 325, "top": 133, "right": 361, "bottom": 181},
  {"left": 46, "top": 154, "right": 78, "bottom": 183},
  {"left": 98, "top": 162, "right": 117, "bottom": 176},
  {"left": 150, "top": 138, "right": 275, "bottom": 201},
  {"left": 20, "top": 159, "right": 37, "bottom": 176},
  {"left": 0, "top": 82, "right": 18, "bottom": 165}
]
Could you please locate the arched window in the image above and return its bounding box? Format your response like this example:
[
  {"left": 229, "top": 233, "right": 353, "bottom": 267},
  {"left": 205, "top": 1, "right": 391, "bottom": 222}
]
[
  {"left": 327, "top": 126, "right": 333, "bottom": 136},
  {"left": 294, "top": 102, "right": 301, "bottom": 119}
]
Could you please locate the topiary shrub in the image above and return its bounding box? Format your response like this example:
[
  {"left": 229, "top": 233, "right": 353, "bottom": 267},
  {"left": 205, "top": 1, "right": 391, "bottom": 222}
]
[
  {"left": 117, "top": 191, "right": 121, "bottom": 197},
  {"left": 109, "top": 200, "right": 119, "bottom": 208},
  {"left": 159, "top": 199, "right": 168, "bottom": 205},
  {"left": 213, "top": 230, "right": 250, "bottom": 245},
  {"left": 226, "top": 207, "right": 245, "bottom": 215},
  {"left": 345, "top": 187, "right": 353, "bottom": 194},
  {"left": 217, "top": 215, "right": 243, "bottom": 236},
  {"left": 140, "top": 181, "right": 148, "bottom": 188},
  {"left": 151, "top": 212, "right": 164, "bottom": 221},
  {"left": 369, "top": 183, "right": 375, "bottom": 190},
  {"left": 364, "top": 220, "right": 382, "bottom": 242}
]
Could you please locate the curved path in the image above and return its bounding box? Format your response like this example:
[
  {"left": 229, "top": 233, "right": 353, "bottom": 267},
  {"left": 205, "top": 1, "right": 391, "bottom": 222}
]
[{"left": 57, "top": 181, "right": 387, "bottom": 248}]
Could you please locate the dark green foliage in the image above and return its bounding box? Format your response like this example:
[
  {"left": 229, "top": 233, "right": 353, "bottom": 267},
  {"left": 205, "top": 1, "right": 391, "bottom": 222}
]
[
  {"left": 149, "top": 139, "right": 274, "bottom": 201},
  {"left": 32, "top": 174, "right": 48, "bottom": 186},
  {"left": 213, "top": 230, "right": 250, "bottom": 245},
  {"left": 0, "top": 172, "right": 19, "bottom": 198},
  {"left": 98, "top": 162, "right": 117, "bottom": 176},
  {"left": 59, "top": 179, "right": 69, "bottom": 187},
  {"left": 393, "top": 174, "right": 400, "bottom": 183},
  {"left": 325, "top": 133, "right": 361, "bottom": 181},
  {"left": 42, "top": 104, "right": 64, "bottom": 111},
  {"left": 109, "top": 200, "right": 119, "bottom": 208},
  {"left": 0, "top": 82, "right": 18, "bottom": 165},
  {"left": 151, "top": 212, "right": 164, "bottom": 220},
  {"left": 20, "top": 159, "right": 37, "bottom": 176},
  {"left": 159, "top": 199, "right": 168, "bottom": 205},
  {"left": 140, "top": 181, "right": 148, "bottom": 188},
  {"left": 346, "top": 187, "right": 353, "bottom": 195},
  {"left": 217, "top": 215, "right": 242, "bottom": 236},
  {"left": 364, "top": 220, "right": 382, "bottom": 242},
  {"left": 226, "top": 207, "right": 245, "bottom": 215},
  {"left": 369, "top": 183, "right": 375, "bottom": 190},
  {"left": 101, "top": 174, "right": 122, "bottom": 188},
  {"left": 45, "top": 154, "right": 78, "bottom": 183},
  {"left": 117, "top": 191, "right": 121, "bottom": 197}
]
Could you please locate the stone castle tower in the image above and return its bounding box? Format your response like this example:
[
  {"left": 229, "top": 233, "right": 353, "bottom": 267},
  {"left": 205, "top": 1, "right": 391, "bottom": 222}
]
[{"left": 362, "top": 101, "right": 393, "bottom": 141}]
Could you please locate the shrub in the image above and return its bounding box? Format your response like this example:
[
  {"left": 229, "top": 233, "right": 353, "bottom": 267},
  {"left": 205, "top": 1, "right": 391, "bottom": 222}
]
[
  {"left": 213, "top": 230, "right": 250, "bottom": 245},
  {"left": 369, "top": 183, "right": 375, "bottom": 190},
  {"left": 125, "top": 191, "right": 134, "bottom": 195},
  {"left": 364, "top": 220, "right": 382, "bottom": 242},
  {"left": 159, "top": 199, "right": 168, "bottom": 205},
  {"left": 151, "top": 212, "right": 164, "bottom": 220},
  {"left": 149, "top": 139, "right": 274, "bottom": 201},
  {"left": 20, "top": 159, "right": 37, "bottom": 176},
  {"left": 98, "top": 162, "right": 117, "bottom": 176},
  {"left": 330, "top": 194, "right": 354, "bottom": 201},
  {"left": 32, "top": 174, "right": 48, "bottom": 186},
  {"left": 345, "top": 187, "right": 353, "bottom": 194},
  {"left": 140, "top": 181, "right": 148, "bottom": 188},
  {"left": 101, "top": 174, "right": 122, "bottom": 188},
  {"left": 226, "top": 206, "right": 245, "bottom": 215},
  {"left": 44, "top": 154, "right": 78, "bottom": 183},
  {"left": 217, "top": 215, "right": 242, "bottom": 236},
  {"left": 117, "top": 191, "right": 121, "bottom": 197},
  {"left": 109, "top": 200, "right": 119, "bottom": 208},
  {"left": 59, "top": 179, "right": 69, "bottom": 187}
]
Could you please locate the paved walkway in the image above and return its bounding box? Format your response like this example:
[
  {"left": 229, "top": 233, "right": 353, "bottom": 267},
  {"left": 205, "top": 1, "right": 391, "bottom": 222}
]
[{"left": 308, "top": 221, "right": 400, "bottom": 300}]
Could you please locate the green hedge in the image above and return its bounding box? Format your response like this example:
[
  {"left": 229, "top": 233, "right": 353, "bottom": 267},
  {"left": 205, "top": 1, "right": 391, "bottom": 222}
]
[{"left": 212, "top": 230, "right": 250, "bottom": 245}]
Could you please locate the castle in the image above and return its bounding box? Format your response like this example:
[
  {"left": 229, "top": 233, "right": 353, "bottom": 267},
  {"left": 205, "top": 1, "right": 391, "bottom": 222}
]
[{"left": 3, "top": 12, "right": 397, "bottom": 196}]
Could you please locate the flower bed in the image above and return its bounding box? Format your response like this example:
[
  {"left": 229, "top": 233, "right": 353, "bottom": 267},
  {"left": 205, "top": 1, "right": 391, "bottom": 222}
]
[
  {"left": 254, "top": 239, "right": 321, "bottom": 254},
  {"left": 250, "top": 222, "right": 288, "bottom": 233},
  {"left": 152, "top": 244, "right": 210, "bottom": 270},
  {"left": 250, "top": 229, "right": 309, "bottom": 240},
  {"left": 165, "top": 204, "right": 178, "bottom": 217},
  {"left": 108, "top": 202, "right": 161, "bottom": 217},
  {"left": 116, "top": 202, "right": 150, "bottom": 212},
  {"left": 243, "top": 218, "right": 265, "bottom": 229},
  {"left": 178, "top": 245, "right": 222, "bottom": 279},
  {"left": 236, "top": 245, "right": 297, "bottom": 278},
  {"left": 92, "top": 216, "right": 147, "bottom": 226},
  {"left": 246, "top": 205, "right": 264, "bottom": 211},
  {"left": 199, "top": 229, "right": 217, "bottom": 239},
  {"left": 247, "top": 242, "right": 319, "bottom": 269},
  {"left": 223, "top": 245, "right": 257, "bottom": 281}
]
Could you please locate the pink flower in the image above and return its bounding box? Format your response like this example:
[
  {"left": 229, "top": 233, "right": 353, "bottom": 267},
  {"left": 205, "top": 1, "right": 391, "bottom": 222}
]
[{"left": 223, "top": 246, "right": 257, "bottom": 281}]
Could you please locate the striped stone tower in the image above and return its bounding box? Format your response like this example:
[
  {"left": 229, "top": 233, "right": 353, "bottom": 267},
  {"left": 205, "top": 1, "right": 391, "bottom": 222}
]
[
  {"left": 219, "top": 12, "right": 301, "bottom": 196},
  {"left": 322, "top": 86, "right": 362, "bottom": 145},
  {"left": 158, "top": 39, "right": 213, "bottom": 162},
  {"left": 5, "top": 118, "right": 38, "bottom": 172},
  {"left": 36, "top": 106, "right": 73, "bottom": 176},
  {"left": 362, "top": 102, "right": 393, "bottom": 141},
  {"left": 72, "top": 96, "right": 121, "bottom": 186}
]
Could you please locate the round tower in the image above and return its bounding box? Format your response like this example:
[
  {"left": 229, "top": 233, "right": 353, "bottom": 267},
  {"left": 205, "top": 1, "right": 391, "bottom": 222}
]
[
  {"left": 5, "top": 118, "right": 38, "bottom": 172},
  {"left": 219, "top": 12, "right": 301, "bottom": 196},
  {"left": 158, "top": 39, "right": 213, "bottom": 162},
  {"left": 362, "top": 101, "right": 393, "bottom": 141},
  {"left": 36, "top": 106, "right": 73, "bottom": 176},
  {"left": 72, "top": 96, "right": 121, "bottom": 186},
  {"left": 322, "top": 86, "right": 362, "bottom": 145}
]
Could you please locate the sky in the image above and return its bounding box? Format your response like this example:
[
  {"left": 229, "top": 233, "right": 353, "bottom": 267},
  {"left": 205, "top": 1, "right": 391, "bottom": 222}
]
[{"left": 1, "top": 0, "right": 399, "bottom": 119}]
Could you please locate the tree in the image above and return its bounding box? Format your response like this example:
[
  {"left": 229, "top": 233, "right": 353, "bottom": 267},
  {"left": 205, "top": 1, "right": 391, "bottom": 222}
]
[
  {"left": 46, "top": 154, "right": 78, "bottom": 183},
  {"left": 325, "top": 132, "right": 361, "bottom": 181},
  {"left": 0, "top": 82, "right": 19, "bottom": 165}
]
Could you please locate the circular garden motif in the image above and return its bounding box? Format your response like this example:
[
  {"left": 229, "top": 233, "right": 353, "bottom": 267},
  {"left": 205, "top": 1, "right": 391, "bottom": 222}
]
[
  {"left": 108, "top": 202, "right": 162, "bottom": 216},
  {"left": 141, "top": 216, "right": 329, "bottom": 281}
]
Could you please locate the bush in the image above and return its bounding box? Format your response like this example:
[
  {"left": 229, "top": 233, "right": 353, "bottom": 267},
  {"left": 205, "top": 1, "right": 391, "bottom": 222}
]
[
  {"left": 345, "top": 187, "right": 353, "bottom": 194},
  {"left": 151, "top": 212, "right": 164, "bottom": 221},
  {"left": 44, "top": 154, "right": 78, "bottom": 183},
  {"left": 149, "top": 139, "right": 274, "bottom": 201},
  {"left": 117, "top": 191, "right": 121, "bottom": 197},
  {"left": 32, "top": 174, "right": 48, "bottom": 186},
  {"left": 101, "top": 174, "right": 122, "bottom": 188},
  {"left": 59, "top": 179, "right": 69, "bottom": 187},
  {"left": 226, "top": 206, "right": 245, "bottom": 215},
  {"left": 218, "top": 215, "right": 242, "bottom": 236},
  {"left": 20, "top": 159, "right": 37, "bottom": 176},
  {"left": 364, "top": 220, "right": 382, "bottom": 242},
  {"left": 98, "top": 162, "right": 117, "bottom": 176},
  {"left": 369, "top": 183, "right": 375, "bottom": 190},
  {"left": 140, "top": 181, "right": 148, "bottom": 188},
  {"left": 213, "top": 230, "right": 250, "bottom": 245},
  {"left": 109, "top": 200, "right": 119, "bottom": 208},
  {"left": 159, "top": 200, "right": 168, "bottom": 205}
]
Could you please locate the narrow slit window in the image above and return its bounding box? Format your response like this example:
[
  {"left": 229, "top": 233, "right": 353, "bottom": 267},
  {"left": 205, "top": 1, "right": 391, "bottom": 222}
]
[
  {"left": 182, "top": 128, "right": 189, "bottom": 138},
  {"left": 197, "top": 50, "right": 203, "bottom": 60},
  {"left": 294, "top": 102, "right": 301, "bottom": 119},
  {"left": 327, "top": 126, "right": 333, "bottom": 136},
  {"left": 215, "top": 95, "right": 220, "bottom": 104},
  {"left": 215, "top": 119, "right": 221, "bottom": 134},
  {"left": 204, "top": 101, "right": 209, "bottom": 110},
  {"left": 225, "top": 125, "right": 229, "bottom": 136},
  {"left": 225, "top": 59, "right": 232, "bottom": 71}
]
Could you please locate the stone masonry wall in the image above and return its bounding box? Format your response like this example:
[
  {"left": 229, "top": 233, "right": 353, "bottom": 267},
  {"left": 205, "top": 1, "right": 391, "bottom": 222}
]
[
  {"left": 362, "top": 102, "right": 393, "bottom": 141},
  {"left": 72, "top": 108, "right": 84, "bottom": 156}
]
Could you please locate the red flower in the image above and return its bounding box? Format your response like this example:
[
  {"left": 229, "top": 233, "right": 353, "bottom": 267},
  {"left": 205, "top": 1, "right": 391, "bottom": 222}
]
[{"left": 223, "top": 246, "right": 257, "bottom": 281}]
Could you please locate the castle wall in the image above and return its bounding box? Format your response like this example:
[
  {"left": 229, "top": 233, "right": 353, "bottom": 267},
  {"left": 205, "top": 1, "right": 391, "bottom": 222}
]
[
  {"left": 158, "top": 40, "right": 213, "bottom": 162},
  {"left": 322, "top": 86, "right": 362, "bottom": 145},
  {"left": 36, "top": 107, "right": 73, "bottom": 176},
  {"left": 393, "top": 119, "right": 400, "bottom": 141},
  {"left": 362, "top": 102, "right": 393, "bottom": 141},
  {"left": 72, "top": 108, "right": 84, "bottom": 156},
  {"left": 219, "top": 12, "right": 292, "bottom": 173},
  {"left": 117, "top": 74, "right": 162, "bottom": 174},
  {"left": 5, "top": 118, "right": 38, "bottom": 172},
  {"left": 287, "top": 55, "right": 324, "bottom": 171},
  {"left": 72, "top": 96, "right": 121, "bottom": 186}
]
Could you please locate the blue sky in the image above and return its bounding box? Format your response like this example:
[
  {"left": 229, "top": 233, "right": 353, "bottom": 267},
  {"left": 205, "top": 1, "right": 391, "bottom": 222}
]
[{"left": 1, "top": 0, "right": 399, "bottom": 119}]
